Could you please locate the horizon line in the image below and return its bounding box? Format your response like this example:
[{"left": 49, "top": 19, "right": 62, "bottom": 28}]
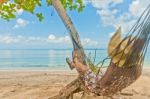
[{"left": 0, "top": 48, "right": 106, "bottom": 50}]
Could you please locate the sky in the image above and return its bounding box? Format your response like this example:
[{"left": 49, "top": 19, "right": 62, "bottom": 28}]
[{"left": 0, "top": 0, "right": 150, "bottom": 49}]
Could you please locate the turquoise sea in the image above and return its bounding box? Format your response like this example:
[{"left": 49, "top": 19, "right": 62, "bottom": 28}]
[{"left": 0, "top": 49, "right": 150, "bottom": 70}]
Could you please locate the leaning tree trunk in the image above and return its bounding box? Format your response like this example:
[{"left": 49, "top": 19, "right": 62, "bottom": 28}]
[
  {"left": 51, "top": 0, "right": 87, "bottom": 99},
  {"left": 51, "top": 0, "right": 86, "bottom": 63}
]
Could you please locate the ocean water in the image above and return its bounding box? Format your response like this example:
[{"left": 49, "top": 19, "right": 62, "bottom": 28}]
[{"left": 0, "top": 49, "right": 149, "bottom": 70}]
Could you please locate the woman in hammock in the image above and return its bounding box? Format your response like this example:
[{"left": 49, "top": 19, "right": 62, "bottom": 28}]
[
  {"left": 66, "top": 49, "right": 98, "bottom": 93},
  {"left": 67, "top": 48, "right": 142, "bottom": 95},
  {"left": 66, "top": 28, "right": 145, "bottom": 95}
]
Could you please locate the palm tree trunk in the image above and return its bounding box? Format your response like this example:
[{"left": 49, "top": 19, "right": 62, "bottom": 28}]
[
  {"left": 51, "top": 0, "right": 87, "bottom": 98},
  {"left": 51, "top": 0, "right": 82, "bottom": 49},
  {"left": 51, "top": 0, "right": 86, "bottom": 65}
]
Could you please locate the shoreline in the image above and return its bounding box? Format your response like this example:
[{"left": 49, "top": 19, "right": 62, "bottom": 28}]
[{"left": 0, "top": 66, "right": 149, "bottom": 71}]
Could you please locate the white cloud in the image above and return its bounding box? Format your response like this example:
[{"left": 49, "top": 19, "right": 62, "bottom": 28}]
[
  {"left": 91, "top": 0, "right": 125, "bottom": 30},
  {"left": 13, "top": 18, "right": 29, "bottom": 29},
  {"left": 0, "top": 35, "right": 15, "bottom": 44},
  {"left": 48, "top": 34, "right": 98, "bottom": 47},
  {"left": 97, "top": 9, "right": 116, "bottom": 27},
  {"left": 82, "top": 38, "right": 98, "bottom": 47},
  {"left": 86, "top": 0, "right": 123, "bottom": 9},
  {"left": 109, "top": 32, "right": 115, "bottom": 38},
  {"left": 129, "top": 0, "right": 150, "bottom": 17},
  {"left": 88, "top": 0, "right": 150, "bottom": 34},
  {"left": 112, "top": 0, "right": 123, "bottom": 4},
  {"left": 0, "top": 34, "right": 99, "bottom": 47},
  {"left": 0, "top": 35, "right": 46, "bottom": 44},
  {"left": 112, "top": 9, "right": 118, "bottom": 14},
  {"left": 48, "top": 34, "right": 70, "bottom": 43}
]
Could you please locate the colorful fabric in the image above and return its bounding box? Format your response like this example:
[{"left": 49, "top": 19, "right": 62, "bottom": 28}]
[{"left": 84, "top": 69, "right": 98, "bottom": 93}]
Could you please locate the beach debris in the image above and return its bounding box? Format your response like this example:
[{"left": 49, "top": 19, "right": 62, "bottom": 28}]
[
  {"left": 10, "top": 90, "right": 16, "bottom": 92},
  {"left": 120, "top": 92, "right": 133, "bottom": 96}
]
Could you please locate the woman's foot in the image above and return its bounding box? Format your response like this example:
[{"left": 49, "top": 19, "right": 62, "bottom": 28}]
[{"left": 66, "top": 58, "right": 75, "bottom": 70}]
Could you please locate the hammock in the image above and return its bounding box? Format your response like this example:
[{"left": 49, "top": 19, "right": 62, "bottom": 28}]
[
  {"left": 52, "top": 0, "right": 150, "bottom": 97},
  {"left": 89, "top": 4, "right": 150, "bottom": 95}
]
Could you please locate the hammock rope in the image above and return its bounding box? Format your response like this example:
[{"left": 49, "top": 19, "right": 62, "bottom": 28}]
[
  {"left": 97, "top": 4, "right": 150, "bottom": 68},
  {"left": 89, "top": 4, "right": 150, "bottom": 96}
]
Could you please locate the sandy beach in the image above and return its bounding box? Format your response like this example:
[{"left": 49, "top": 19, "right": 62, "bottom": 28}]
[{"left": 0, "top": 69, "right": 150, "bottom": 99}]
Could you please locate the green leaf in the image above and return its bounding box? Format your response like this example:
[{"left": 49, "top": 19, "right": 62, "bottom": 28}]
[
  {"left": 36, "top": 13, "right": 44, "bottom": 22},
  {"left": 46, "top": 0, "right": 52, "bottom": 6},
  {"left": 0, "top": 0, "right": 85, "bottom": 21}
]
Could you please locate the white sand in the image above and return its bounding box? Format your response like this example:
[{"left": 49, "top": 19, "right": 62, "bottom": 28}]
[{"left": 0, "top": 69, "right": 149, "bottom": 99}]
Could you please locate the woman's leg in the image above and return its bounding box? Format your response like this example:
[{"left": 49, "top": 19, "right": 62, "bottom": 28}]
[{"left": 66, "top": 50, "right": 89, "bottom": 73}]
